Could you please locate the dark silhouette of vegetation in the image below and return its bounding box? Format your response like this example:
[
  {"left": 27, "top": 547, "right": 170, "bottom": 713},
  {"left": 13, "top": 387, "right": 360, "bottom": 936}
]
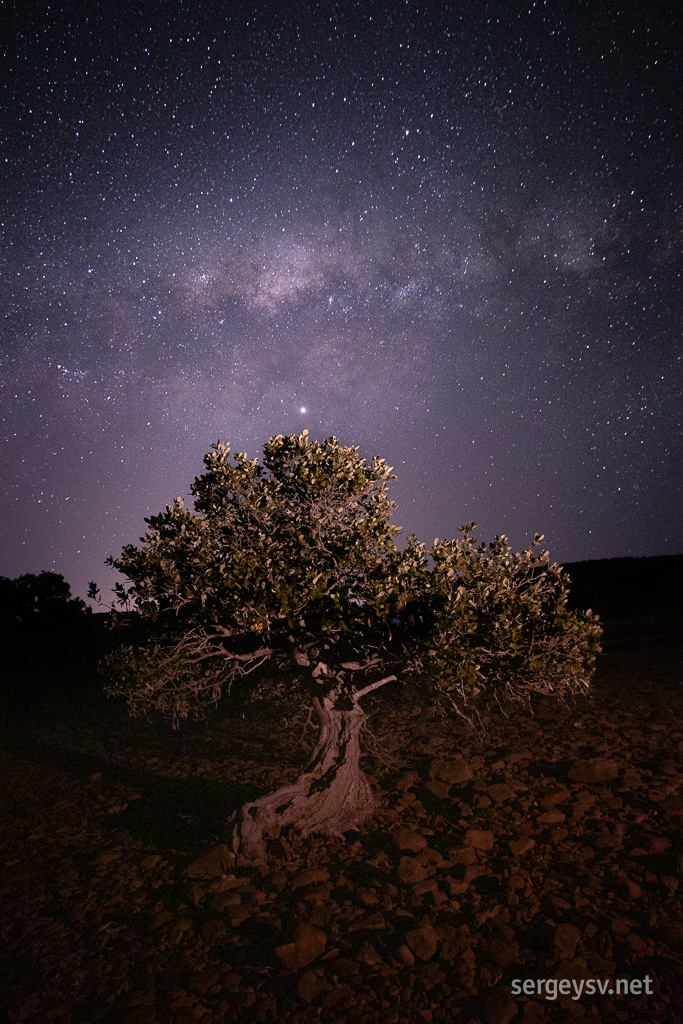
[{"left": 0, "top": 572, "right": 99, "bottom": 716}]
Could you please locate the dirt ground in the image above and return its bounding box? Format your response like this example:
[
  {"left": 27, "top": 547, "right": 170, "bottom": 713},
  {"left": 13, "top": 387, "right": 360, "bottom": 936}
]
[{"left": 1, "top": 611, "right": 681, "bottom": 1024}]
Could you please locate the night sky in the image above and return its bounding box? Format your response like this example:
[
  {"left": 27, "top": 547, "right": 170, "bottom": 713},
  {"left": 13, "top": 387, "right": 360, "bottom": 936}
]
[{"left": 2, "top": 0, "right": 681, "bottom": 604}]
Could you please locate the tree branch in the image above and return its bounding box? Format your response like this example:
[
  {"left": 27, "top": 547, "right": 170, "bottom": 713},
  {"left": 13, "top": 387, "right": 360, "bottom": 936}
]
[{"left": 353, "top": 675, "right": 397, "bottom": 702}]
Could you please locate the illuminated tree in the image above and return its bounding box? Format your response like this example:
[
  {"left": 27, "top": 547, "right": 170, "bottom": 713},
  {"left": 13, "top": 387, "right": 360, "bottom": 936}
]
[{"left": 104, "top": 431, "right": 601, "bottom": 863}]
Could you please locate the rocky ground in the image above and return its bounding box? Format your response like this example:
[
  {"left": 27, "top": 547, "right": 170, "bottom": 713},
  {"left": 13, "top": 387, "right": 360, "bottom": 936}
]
[{"left": 1, "top": 612, "right": 681, "bottom": 1024}]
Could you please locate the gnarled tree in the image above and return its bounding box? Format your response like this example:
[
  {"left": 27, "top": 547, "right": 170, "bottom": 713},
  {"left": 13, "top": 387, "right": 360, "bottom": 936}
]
[{"left": 103, "top": 431, "right": 601, "bottom": 864}]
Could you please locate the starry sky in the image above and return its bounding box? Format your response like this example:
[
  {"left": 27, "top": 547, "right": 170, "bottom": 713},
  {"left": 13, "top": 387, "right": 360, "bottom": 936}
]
[{"left": 2, "top": 0, "right": 681, "bottom": 604}]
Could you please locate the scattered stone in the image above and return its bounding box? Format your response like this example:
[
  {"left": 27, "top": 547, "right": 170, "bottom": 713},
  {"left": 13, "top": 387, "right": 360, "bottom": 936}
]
[
  {"left": 1, "top": 607, "right": 680, "bottom": 1023},
  {"left": 394, "top": 826, "right": 428, "bottom": 852},
  {"left": 568, "top": 759, "right": 619, "bottom": 783},
  {"left": 290, "top": 867, "right": 330, "bottom": 889},
  {"left": 658, "top": 793, "right": 683, "bottom": 817},
  {"left": 151, "top": 910, "right": 173, "bottom": 929},
  {"left": 554, "top": 923, "right": 581, "bottom": 959},
  {"left": 449, "top": 845, "right": 477, "bottom": 865},
  {"left": 297, "top": 969, "right": 327, "bottom": 1002},
  {"left": 212, "top": 891, "right": 241, "bottom": 911},
  {"left": 412, "top": 878, "right": 440, "bottom": 896},
  {"left": 540, "top": 784, "right": 571, "bottom": 806},
  {"left": 647, "top": 836, "right": 671, "bottom": 853},
  {"left": 397, "top": 943, "right": 415, "bottom": 966},
  {"left": 200, "top": 918, "right": 226, "bottom": 943},
  {"left": 488, "top": 783, "right": 515, "bottom": 802},
  {"left": 489, "top": 937, "right": 520, "bottom": 968},
  {"left": 537, "top": 811, "right": 565, "bottom": 824},
  {"left": 276, "top": 922, "right": 327, "bottom": 969},
  {"left": 187, "top": 970, "right": 221, "bottom": 996},
  {"left": 610, "top": 916, "right": 630, "bottom": 936},
  {"left": 140, "top": 854, "right": 162, "bottom": 870},
  {"left": 397, "top": 856, "right": 428, "bottom": 884},
  {"left": 348, "top": 912, "right": 386, "bottom": 932},
  {"left": 465, "top": 829, "right": 495, "bottom": 852},
  {"left": 483, "top": 987, "right": 518, "bottom": 1024},
  {"left": 430, "top": 759, "right": 474, "bottom": 784},
  {"left": 426, "top": 780, "right": 452, "bottom": 798},
  {"left": 186, "top": 844, "right": 234, "bottom": 878},
  {"left": 406, "top": 924, "right": 440, "bottom": 961},
  {"left": 509, "top": 838, "right": 535, "bottom": 856},
  {"left": 97, "top": 850, "right": 121, "bottom": 866}
]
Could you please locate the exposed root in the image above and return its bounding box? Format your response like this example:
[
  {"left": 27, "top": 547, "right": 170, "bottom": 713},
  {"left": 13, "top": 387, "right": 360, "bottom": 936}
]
[{"left": 229, "top": 699, "right": 376, "bottom": 864}]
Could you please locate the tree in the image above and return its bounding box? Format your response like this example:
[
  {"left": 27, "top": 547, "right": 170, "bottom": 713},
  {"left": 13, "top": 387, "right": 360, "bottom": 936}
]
[
  {"left": 1, "top": 572, "right": 94, "bottom": 713},
  {"left": 0, "top": 570, "right": 89, "bottom": 625},
  {"left": 103, "top": 432, "right": 601, "bottom": 864}
]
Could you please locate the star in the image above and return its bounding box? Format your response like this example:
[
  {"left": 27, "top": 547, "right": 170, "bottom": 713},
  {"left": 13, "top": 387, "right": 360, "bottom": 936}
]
[{"left": 1, "top": 3, "right": 679, "bottom": 602}]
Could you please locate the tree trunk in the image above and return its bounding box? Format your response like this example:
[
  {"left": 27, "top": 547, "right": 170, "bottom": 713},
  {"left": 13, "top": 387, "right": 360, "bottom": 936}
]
[{"left": 229, "top": 695, "right": 375, "bottom": 864}]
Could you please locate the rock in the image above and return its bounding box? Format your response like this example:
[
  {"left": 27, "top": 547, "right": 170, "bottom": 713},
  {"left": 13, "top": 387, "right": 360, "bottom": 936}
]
[
  {"left": 167, "top": 917, "right": 193, "bottom": 945},
  {"left": 321, "top": 982, "right": 354, "bottom": 1009},
  {"left": 426, "top": 781, "right": 451, "bottom": 799},
  {"left": 97, "top": 850, "right": 121, "bottom": 866},
  {"left": 201, "top": 918, "right": 226, "bottom": 943},
  {"left": 509, "top": 838, "right": 535, "bottom": 856},
  {"left": 187, "top": 970, "right": 221, "bottom": 995},
  {"left": 610, "top": 916, "right": 630, "bottom": 936},
  {"left": 406, "top": 924, "right": 440, "bottom": 961},
  {"left": 151, "top": 910, "right": 173, "bottom": 929},
  {"left": 431, "top": 759, "right": 474, "bottom": 784},
  {"left": 416, "top": 845, "right": 442, "bottom": 866},
  {"left": 540, "top": 785, "right": 572, "bottom": 807},
  {"left": 140, "top": 855, "right": 162, "bottom": 870},
  {"left": 659, "top": 793, "right": 683, "bottom": 817},
  {"left": 449, "top": 845, "right": 477, "bottom": 865},
  {"left": 395, "top": 771, "right": 419, "bottom": 792},
  {"left": 412, "top": 878, "right": 440, "bottom": 896},
  {"left": 537, "top": 811, "right": 565, "bottom": 824},
  {"left": 397, "top": 943, "right": 415, "bottom": 966},
  {"left": 297, "top": 969, "right": 327, "bottom": 1002},
  {"left": 290, "top": 868, "right": 330, "bottom": 889},
  {"left": 394, "top": 826, "right": 428, "bottom": 852},
  {"left": 568, "top": 759, "right": 619, "bottom": 783},
  {"left": 359, "top": 889, "right": 380, "bottom": 905},
  {"left": 449, "top": 878, "right": 470, "bottom": 895},
  {"left": 554, "top": 923, "right": 581, "bottom": 959},
  {"left": 276, "top": 922, "right": 327, "bottom": 969},
  {"left": 507, "top": 749, "right": 533, "bottom": 764},
  {"left": 187, "top": 844, "right": 234, "bottom": 879},
  {"left": 489, "top": 937, "right": 520, "bottom": 968},
  {"left": 397, "top": 856, "right": 428, "bottom": 884},
  {"left": 212, "top": 891, "right": 241, "bottom": 911},
  {"left": 209, "top": 874, "right": 248, "bottom": 891},
  {"left": 190, "top": 884, "right": 205, "bottom": 905},
  {"left": 488, "top": 783, "right": 515, "bottom": 802},
  {"left": 465, "top": 829, "right": 495, "bottom": 852},
  {"left": 483, "top": 988, "right": 518, "bottom": 1024},
  {"left": 348, "top": 912, "right": 386, "bottom": 932}
]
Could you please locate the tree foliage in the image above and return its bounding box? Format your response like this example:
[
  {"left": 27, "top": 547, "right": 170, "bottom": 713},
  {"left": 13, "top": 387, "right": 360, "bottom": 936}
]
[
  {"left": 1, "top": 572, "right": 95, "bottom": 712},
  {"left": 420, "top": 526, "right": 602, "bottom": 720},
  {"left": 0, "top": 571, "right": 89, "bottom": 626},
  {"left": 104, "top": 432, "right": 410, "bottom": 722},
  {"left": 103, "top": 431, "right": 601, "bottom": 727}
]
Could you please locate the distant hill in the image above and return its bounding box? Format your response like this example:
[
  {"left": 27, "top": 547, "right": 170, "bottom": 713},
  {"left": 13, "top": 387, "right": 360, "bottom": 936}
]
[{"left": 563, "top": 553, "right": 682, "bottom": 620}]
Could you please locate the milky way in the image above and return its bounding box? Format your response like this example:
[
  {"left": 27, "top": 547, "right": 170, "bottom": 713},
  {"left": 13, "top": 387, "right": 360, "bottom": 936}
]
[{"left": 2, "top": 0, "right": 680, "bottom": 602}]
